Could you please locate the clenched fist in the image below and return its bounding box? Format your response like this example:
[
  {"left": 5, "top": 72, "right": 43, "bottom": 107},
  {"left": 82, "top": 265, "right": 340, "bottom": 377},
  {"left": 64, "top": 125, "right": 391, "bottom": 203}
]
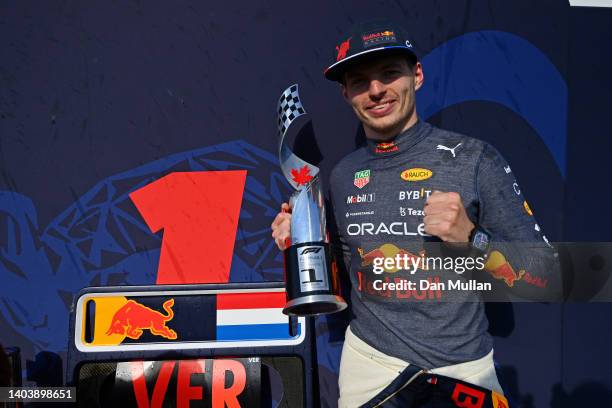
[
  {"left": 271, "top": 202, "right": 292, "bottom": 250},
  {"left": 423, "top": 191, "right": 475, "bottom": 242}
]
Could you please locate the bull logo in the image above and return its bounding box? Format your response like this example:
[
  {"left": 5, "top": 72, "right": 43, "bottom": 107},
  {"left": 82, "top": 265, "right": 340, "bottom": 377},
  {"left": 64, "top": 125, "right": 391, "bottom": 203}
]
[
  {"left": 336, "top": 37, "right": 351, "bottom": 61},
  {"left": 377, "top": 142, "right": 395, "bottom": 149},
  {"left": 484, "top": 251, "right": 525, "bottom": 287},
  {"left": 375, "top": 141, "right": 398, "bottom": 153},
  {"left": 106, "top": 298, "right": 177, "bottom": 340}
]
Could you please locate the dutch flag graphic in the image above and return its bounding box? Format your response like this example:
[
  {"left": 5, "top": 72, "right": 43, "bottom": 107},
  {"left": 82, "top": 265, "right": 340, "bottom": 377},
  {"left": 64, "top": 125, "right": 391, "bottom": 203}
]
[{"left": 216, "top": 292, "right": 301, "bottom": 342}]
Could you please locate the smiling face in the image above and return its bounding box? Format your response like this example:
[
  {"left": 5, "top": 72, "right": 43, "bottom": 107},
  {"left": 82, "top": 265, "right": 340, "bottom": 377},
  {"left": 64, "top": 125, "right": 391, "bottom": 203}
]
[{"left": 341, "top": 54, "right": 423, "bottom": 141}]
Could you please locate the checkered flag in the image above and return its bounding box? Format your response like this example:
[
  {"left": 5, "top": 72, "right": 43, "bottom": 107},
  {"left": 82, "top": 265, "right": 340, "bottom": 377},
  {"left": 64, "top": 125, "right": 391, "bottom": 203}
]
[
  {"left": 277, "top": 84, "right": 306, "bottom": 137},
  {"left": 277, "top": 83, "right": 319, "bottom": 190}
]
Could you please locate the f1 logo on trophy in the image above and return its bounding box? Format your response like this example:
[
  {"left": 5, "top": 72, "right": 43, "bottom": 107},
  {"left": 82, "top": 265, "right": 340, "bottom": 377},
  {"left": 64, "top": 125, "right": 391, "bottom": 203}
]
[{"left": 277, "top": 84, "right": 347, "bottom": 316}]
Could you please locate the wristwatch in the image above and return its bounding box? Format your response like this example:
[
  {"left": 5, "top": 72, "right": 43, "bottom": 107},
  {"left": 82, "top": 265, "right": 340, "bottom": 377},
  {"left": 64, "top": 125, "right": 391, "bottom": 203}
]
[{"left": 469, "top": 226, "right": 491, "bottom": 254}]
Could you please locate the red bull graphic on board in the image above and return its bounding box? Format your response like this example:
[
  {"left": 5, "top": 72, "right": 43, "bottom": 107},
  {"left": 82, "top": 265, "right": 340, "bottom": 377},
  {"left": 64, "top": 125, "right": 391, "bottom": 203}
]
[
  {"left": 74, "top": 290, "right": 306, "bottom": 351},
  {"left": 82, "top": 296, "right": 179, "bottom": 346},
  {"left": 106, "top": 298, "right": 177, "bottom": 340}
]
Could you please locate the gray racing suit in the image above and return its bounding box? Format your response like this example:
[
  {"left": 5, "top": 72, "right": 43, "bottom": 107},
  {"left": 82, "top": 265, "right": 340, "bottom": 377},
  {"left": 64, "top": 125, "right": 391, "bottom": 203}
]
[{"left": 329, "top": 119, "right": 559, "bottom": 369}]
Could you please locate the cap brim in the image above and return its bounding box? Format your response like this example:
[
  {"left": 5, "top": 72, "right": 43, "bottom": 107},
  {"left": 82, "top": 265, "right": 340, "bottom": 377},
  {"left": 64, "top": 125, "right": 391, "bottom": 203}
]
[{"left": 324, "top": 46, "right": 417, "bottom": 82}]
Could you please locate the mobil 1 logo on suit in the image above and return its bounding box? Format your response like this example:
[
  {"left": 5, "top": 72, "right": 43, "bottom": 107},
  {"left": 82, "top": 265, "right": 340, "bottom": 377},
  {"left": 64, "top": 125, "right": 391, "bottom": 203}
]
[{"left": 298, "top": 246, "right": 330, "bottom": 292}]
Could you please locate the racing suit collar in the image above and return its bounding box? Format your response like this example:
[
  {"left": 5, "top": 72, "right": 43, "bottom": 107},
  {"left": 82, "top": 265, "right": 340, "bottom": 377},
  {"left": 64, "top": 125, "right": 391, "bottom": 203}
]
[{"left": 365, "top": 119, "right": 428, "bottom": 157}]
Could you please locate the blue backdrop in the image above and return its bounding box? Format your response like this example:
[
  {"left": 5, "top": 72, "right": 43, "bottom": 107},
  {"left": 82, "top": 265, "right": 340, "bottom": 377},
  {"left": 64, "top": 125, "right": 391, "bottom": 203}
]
[{"left": 1, "top": 1, "right": 611, "bottom": 406}]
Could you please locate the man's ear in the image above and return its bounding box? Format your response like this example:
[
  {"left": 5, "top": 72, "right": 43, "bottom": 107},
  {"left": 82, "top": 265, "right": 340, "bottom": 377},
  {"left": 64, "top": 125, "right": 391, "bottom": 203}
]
[
  {"left": 414, "top": 62, "right": 424, "bottom": 91},
  {"left": 341, "top": 83, "right": 349, "bottom": 103}
]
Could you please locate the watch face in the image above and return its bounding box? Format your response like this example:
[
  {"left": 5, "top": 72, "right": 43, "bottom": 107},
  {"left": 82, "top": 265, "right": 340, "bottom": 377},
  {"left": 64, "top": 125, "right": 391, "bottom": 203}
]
[{"left": 473, "top": 231, "right": 489, "bottom": 251}]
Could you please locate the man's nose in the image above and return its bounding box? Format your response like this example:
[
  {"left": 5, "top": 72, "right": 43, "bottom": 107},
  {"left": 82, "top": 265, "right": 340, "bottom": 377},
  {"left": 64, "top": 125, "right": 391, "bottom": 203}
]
[{"left": 368, "top": 79, "right": 386, "bottom": 98}]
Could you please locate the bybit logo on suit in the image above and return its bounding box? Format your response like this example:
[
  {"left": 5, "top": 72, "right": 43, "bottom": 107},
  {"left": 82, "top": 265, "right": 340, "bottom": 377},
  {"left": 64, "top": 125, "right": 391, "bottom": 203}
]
[{"left": 398, "top": 189, "right": 432, "bottom": 201}]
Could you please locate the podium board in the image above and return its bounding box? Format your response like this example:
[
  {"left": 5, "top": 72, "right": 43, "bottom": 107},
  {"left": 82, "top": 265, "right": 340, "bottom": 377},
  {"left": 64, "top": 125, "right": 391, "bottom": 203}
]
[{"left": 66, "top": 282, "right": 317, "bottom": 407}]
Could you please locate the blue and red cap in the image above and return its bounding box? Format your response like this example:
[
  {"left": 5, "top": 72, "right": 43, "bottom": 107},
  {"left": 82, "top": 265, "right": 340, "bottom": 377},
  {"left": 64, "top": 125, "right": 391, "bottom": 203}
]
[{"left": 324, "top": 20, "right": 418, "bottom": 82}]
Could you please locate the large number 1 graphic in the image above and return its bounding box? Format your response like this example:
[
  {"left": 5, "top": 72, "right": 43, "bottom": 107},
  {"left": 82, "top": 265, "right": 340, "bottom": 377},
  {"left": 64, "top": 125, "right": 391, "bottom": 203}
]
[{"left": 129, "top": 171, "right": 247, "bottom": 285}]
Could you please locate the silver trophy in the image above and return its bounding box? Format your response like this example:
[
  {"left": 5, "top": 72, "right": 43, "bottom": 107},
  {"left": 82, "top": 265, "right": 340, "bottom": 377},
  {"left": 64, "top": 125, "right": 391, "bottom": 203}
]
[{"left": 277, "top": 84, "right": 347, "bottom": 316}]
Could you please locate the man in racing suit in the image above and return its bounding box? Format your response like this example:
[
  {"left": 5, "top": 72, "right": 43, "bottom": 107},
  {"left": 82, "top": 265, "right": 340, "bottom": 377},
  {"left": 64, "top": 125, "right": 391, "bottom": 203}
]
[{"left": 271, "top": 20, "right": 558, "bottom": 407}]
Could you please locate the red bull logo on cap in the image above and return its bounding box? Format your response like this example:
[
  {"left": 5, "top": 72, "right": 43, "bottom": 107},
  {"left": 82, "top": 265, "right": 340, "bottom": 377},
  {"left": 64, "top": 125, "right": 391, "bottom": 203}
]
[
  {"left": 336, "top": 37, "right": 351, "bottom": 61},
  {"left": 362, "top": 30, "right": 396, "bottom": 47}
]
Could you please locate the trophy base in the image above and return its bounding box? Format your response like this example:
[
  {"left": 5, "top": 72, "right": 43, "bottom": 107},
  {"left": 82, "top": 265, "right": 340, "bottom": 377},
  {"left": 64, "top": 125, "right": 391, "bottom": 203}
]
[{"left": 283, "top": 294, "right": 347, "bottom": 316}]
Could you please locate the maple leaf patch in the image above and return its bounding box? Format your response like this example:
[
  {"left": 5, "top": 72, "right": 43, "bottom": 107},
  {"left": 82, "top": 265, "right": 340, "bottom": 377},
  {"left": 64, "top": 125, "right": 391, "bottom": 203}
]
[{"left": 291, "top": 165, "right": 314, "bottom": 186}]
